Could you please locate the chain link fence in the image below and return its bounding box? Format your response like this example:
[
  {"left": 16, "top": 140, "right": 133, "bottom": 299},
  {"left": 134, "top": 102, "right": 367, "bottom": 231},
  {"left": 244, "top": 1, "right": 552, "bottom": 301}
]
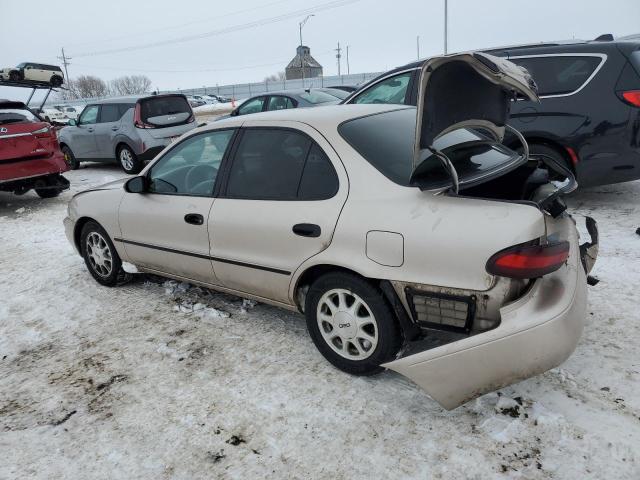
[{"left": 49, "top": 72, "right": 382, "bottom": 106}]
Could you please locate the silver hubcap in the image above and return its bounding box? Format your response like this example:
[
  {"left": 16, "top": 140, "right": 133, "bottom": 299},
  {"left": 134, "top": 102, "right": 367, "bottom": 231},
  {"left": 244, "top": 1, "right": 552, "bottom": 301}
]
[
  {"left": 317, "top": 289, "right": 378, "bottom": 360},
  {"left": 120, "top": 149, "right": 134, "bottom": 171},
  {"left": 86, "top": 232, "right": 113, "bottom": 277}
]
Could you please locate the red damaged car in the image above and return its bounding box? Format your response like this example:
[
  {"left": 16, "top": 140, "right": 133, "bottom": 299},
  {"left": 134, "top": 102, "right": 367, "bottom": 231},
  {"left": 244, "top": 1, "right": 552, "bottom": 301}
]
[{"left": 0, "top": 100, "right": 69, "bottom": 198}]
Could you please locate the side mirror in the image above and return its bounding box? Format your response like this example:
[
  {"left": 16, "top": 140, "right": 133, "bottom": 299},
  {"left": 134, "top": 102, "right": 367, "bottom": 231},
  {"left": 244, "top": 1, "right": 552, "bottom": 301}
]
[
  {"left": 124, "top": 176, "right": 148, "bottom": 193},
  {"left": 68, "top": 119, "right": 77, "bottom": 126},
  {"left": 230, "top": 109, "right": 239, "bottom": 117}
]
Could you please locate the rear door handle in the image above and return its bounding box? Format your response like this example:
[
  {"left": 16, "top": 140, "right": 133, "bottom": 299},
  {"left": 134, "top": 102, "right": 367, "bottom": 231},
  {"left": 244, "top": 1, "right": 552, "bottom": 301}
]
[
  {"left": 292, "top": 223, "right": 321, "bottom": 238},
  {"left": 184, "top": 213, "right": 204, "bottom": 225}
]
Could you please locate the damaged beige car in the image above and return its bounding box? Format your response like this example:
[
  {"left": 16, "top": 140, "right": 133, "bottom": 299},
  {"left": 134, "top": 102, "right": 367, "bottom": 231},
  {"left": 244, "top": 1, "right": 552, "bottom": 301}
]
[{"left": 64, "top": 52, "right": 598, "bottom": 409}]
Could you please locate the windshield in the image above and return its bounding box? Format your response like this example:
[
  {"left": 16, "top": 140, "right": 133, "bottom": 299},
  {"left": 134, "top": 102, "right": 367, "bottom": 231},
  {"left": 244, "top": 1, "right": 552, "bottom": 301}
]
[
  {"left": 338, "top": 108, "right": 521, "bottom": 189},
  {"left": 0, "top": 108, "right": 39, "bottom": 125},
  {"left": 299, "top": 90, "right": 341, "bottom": 104}
]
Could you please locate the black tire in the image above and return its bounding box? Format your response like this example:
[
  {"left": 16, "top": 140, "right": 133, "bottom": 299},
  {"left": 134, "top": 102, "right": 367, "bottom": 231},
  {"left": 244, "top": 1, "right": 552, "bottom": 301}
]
[
  {"left": 9, "top": 71, "right": 21, "bottom": 81},
  {"left": 35, "top": 187, "right": 62, "bottom": 198},
  {"left": 50, "top": 75, "right": 63, "bottom": 87},
  {"left": 305, "top": 272, "right": 401, "bottom": 376},
  {"left": 529, "top": 143, "right": 573, "bottom": 180},
  {"left": 117, "top": 144, "right": 143, "bottom": 174},
  {"left": 61, "top": 145, "right": 80, "bottom": 170},
  {"left": 80, "top": 221, "right": 130, "bottom": 287}
]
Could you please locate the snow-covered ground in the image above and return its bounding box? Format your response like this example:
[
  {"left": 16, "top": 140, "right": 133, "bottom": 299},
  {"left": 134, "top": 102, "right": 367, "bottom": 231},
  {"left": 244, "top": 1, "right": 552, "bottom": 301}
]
[{"left": 0, "top": 165, "right": 638, "bottom": 479}]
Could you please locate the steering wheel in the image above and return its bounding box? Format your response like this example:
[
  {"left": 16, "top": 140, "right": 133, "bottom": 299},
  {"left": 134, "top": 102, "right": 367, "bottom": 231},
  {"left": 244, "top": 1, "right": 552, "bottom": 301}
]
[{"left": 185, "top": 164, "right": 218, "bottom": 195}]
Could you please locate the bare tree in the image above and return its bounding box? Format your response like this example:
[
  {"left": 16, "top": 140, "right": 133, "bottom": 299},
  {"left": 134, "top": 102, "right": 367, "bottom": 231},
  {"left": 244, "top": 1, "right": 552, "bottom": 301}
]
[
  {"left": 62, "top": 75, "right": 109, "bottom": 99},
  {"left": 263, "top": 71, "right": 286, "bottom": 82},
  {"left": 109, "top": 75, "right": 152, "bottom": 96}
]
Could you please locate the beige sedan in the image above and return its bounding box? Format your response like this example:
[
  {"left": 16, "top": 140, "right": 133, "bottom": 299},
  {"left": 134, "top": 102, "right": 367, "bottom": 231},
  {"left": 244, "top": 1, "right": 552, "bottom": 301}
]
[{"left": 64, "top": 53, "right": 598, "bottom": 409}]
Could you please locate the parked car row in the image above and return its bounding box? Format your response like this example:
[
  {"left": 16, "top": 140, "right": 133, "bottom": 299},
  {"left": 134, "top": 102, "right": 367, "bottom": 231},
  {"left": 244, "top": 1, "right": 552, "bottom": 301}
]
[{"left": 65, "top": 51, "right": 600, "bottom": 409}]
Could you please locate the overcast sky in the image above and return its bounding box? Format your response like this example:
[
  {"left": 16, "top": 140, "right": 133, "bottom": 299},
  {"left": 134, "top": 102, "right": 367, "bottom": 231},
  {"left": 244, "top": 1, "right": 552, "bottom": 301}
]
[{"left": 2, "top": 0, "right": 639, "bottom": 102}]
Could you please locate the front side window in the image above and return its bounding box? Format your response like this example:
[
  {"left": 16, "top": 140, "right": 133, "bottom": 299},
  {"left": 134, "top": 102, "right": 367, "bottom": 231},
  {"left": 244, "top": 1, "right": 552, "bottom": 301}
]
[
  {"left": 148, "top": 129, "right": 234, "bottom": 196},
  {"left": 226, "top": 129, "right": 337, "bottom": 200},
  {"left": 78, "top": 105, "right": 99, "bottom": 125},
  {"left": 267, "top": 96, "right": 295, "bottom": 111},
  {"left": 511, "top": 56, "right": 602, "bottom": 96},
  {"left": 352, "top": 72, "right": 412, "bottom": 105},
  {"left": 237, "top": 97, "right": 266, "bottom": 115}
]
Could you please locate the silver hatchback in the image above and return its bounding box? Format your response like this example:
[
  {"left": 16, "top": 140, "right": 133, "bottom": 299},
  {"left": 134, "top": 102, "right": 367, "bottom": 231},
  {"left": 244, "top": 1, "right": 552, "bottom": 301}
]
[{"left": 58, "top": 94, "right": 196, "bottom": 174}]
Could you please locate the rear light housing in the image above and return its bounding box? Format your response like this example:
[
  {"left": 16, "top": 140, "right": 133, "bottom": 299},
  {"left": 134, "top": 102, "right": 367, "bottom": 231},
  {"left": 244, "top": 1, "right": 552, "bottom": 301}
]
[
  {"left": 133, "top": 103, "right": 155, "bottom": 129},
  {"left": 32, "top": 126, "right": 51, "bottom": 138},
  {"left": 486, "top": 241, "right": 570, "bottom": 279},
  {"left": 618, "top": 90, "right": 640, "bottom": 107}
]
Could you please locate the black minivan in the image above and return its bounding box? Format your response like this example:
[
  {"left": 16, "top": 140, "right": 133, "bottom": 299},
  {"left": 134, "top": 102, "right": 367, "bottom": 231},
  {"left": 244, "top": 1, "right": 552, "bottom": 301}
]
[{"left": 343, "top": 35, "right": 640, "bottom": 187}]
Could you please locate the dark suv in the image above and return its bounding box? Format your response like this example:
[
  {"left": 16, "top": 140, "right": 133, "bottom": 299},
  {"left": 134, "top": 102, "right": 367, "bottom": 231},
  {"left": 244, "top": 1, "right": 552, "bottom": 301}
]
[{"left": 343, "top": 35, "right": 640, "bottom": 187}]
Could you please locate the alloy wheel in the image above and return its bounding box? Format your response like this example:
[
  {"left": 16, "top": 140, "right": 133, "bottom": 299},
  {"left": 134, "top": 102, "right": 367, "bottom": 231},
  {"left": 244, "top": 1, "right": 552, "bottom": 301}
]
[
  {"left": 316, "top": 289, "right": 379, "bottom": 360},
  {"left": 119, "top": 148, "right": 134, "bottom": 171},
  {"left": 85, "top": 231, "right": 113, "bottom": 277}
]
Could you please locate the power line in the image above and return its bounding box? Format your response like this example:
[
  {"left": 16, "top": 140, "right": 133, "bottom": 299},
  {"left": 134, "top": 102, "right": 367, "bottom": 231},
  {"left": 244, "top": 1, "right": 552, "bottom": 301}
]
[
  {"left": 72, "top": 0, "right": 360, "bottom": 58},
  {"left": 64, "top": 0, "right": 293, "bottom": 49}
]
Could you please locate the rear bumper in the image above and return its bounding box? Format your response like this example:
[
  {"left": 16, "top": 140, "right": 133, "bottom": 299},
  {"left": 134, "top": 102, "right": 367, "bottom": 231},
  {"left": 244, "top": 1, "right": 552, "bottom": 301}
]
[
  {"left": 384, "top": 216, "right": 593, "bottom": 409},
  {"left": 0, "top": 152, "right": 69, "bottom": 184}
]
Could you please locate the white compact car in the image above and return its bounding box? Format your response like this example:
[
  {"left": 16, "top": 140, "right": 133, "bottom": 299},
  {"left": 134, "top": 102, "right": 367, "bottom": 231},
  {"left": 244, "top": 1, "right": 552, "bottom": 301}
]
[
  {"left": 64, "top": 53, "right": 598, "bottom": 409},
  {"left": 0, "top": 62, "right": 64, "bottom": 86}
]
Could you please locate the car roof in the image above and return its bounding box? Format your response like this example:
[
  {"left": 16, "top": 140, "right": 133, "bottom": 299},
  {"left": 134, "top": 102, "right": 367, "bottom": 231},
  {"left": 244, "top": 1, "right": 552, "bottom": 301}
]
[
  {"left": 209, "top": 103, "right": 410, "bottom": 130},
  {"left": 95, "top": 93, "right": 187, "bottom": 105}
]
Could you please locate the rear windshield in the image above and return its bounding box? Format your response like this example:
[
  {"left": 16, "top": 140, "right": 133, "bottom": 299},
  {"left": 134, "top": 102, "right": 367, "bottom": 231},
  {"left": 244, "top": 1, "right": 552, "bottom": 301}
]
[
  {"left": 299, "top": 90, "right": 340, "bottom": 104},
  {"left": 139, "top": 96, "right": 191, "bottom": 124},
  {"left": 510, "top": 56, "right": 602, "bottom": 96},
  {"left": 0, "top": 108, "right": 39, "bottom": 125},
  {"left": 338, "top": 108, "right": 520, "bottom": 189}
]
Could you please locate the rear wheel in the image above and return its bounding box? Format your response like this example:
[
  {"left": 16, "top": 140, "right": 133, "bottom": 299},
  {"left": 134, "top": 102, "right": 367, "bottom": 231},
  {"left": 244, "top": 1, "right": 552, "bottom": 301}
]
[
  {"left": 35, "top": 187, "right": 63, "bottom": 198},
  {"left": 117, "top": 145, "right": 143, "bottom": 174},
  {"left": 80, "top": 221, "right": 130, "bottom": 286},
  {"left": 50, "top": 75, "right": 63, "bottom": 87},
  {"left": 62, "top": 145, "right": 79, "bottom": 169},
  {"left": 305, "top": 272, "right": 401, "bottom": 375}
]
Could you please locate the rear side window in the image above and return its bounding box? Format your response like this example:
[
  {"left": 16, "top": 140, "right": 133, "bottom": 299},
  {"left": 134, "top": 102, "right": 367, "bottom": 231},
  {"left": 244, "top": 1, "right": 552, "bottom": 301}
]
[
  {"left": 226, "top": 129, "right": 337, "bottom": 200},
  {"left": 352, "top": 72, "right": 412, "bottom": 105},
  {"left": 267, "top": 96, "right": 295, "bottom": 111},
  {"left": 99, "top": 104, "right": 122, "bottom": 123},
  {"left": 139, "top": 96, "right": 191, "bottom": 126},
  {"left": 511, "top": 56, "right": 602, "bottom": 96}
]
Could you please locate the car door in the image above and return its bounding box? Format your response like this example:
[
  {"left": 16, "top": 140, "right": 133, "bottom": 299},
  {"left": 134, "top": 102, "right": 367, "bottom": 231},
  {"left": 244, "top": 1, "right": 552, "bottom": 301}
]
[
  {"left": 118, "top": 128, "right": 236, "bottom": 284},
  {"left": 69, "top": 105, "right": 99, "bottom": 158},
  {"left": 208, "top": 122, "right": 348, "bottom": 304},
  {"left": 93, "top": 104, "right": 122, "bottom": 159}
]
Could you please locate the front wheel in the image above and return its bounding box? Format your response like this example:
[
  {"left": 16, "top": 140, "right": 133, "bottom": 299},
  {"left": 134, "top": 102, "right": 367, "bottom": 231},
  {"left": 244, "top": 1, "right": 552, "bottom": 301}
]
[
  {"left": 117, "top": 145, "right": 143, "bottom": 174},
  {"left": 80, "top": 221, "right": 130, "bottom": 286},
  {"left": 305, "top": 272, "right": 401, "bottom": 375},
  {"left": 9, "top": 71, "right": 21, "bottom": 81}
]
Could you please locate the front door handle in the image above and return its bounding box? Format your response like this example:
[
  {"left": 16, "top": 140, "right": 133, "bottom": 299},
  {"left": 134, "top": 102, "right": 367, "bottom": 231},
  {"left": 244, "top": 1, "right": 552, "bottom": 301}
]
[
  {"left": 111, "top": 126, "right": 119, "bottom": 131},
  {"left": 292, "top": 223, "right": 321, "bottom": 238},
  {"left": 184, "top": 213, "right": 204, "bottom": 225},
  {"left": 87, "top": 127, "right": 94, "bottom": 133}
]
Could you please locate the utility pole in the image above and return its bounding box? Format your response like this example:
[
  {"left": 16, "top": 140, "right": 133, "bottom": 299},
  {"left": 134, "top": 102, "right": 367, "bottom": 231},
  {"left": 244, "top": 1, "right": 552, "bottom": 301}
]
[
  {"left": 444, "top": 0, "right": 448, "bottom": 54},
  {"left": 299, "top": 14, "right": 314, "bottom": 88},
  {"left": 57, "top": 47, "right": 71, "bottom": 81},
  {"left": 417, "top": 35, "right": 420, "bottom": 59},
  {"left": 346, "top": 45, "right": 350, "bottom": 75},
  {"left": 336, "top": 42, "right": 342, "bottom": 76}
]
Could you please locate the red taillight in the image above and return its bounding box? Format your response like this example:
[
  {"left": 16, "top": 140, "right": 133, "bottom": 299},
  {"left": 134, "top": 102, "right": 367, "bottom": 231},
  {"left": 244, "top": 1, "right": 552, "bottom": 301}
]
[
  {"left": 565, "top": 146, "right": 579, "bottom": 166},
  {"left": 619, "top": 90, "right": 640, "bottom": 107},
  {"left": 133, "top": 103, "right": 154, "bottom": 129},
  {"left": 486, "top": 241, "right": 570, "bottom": 279}
]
